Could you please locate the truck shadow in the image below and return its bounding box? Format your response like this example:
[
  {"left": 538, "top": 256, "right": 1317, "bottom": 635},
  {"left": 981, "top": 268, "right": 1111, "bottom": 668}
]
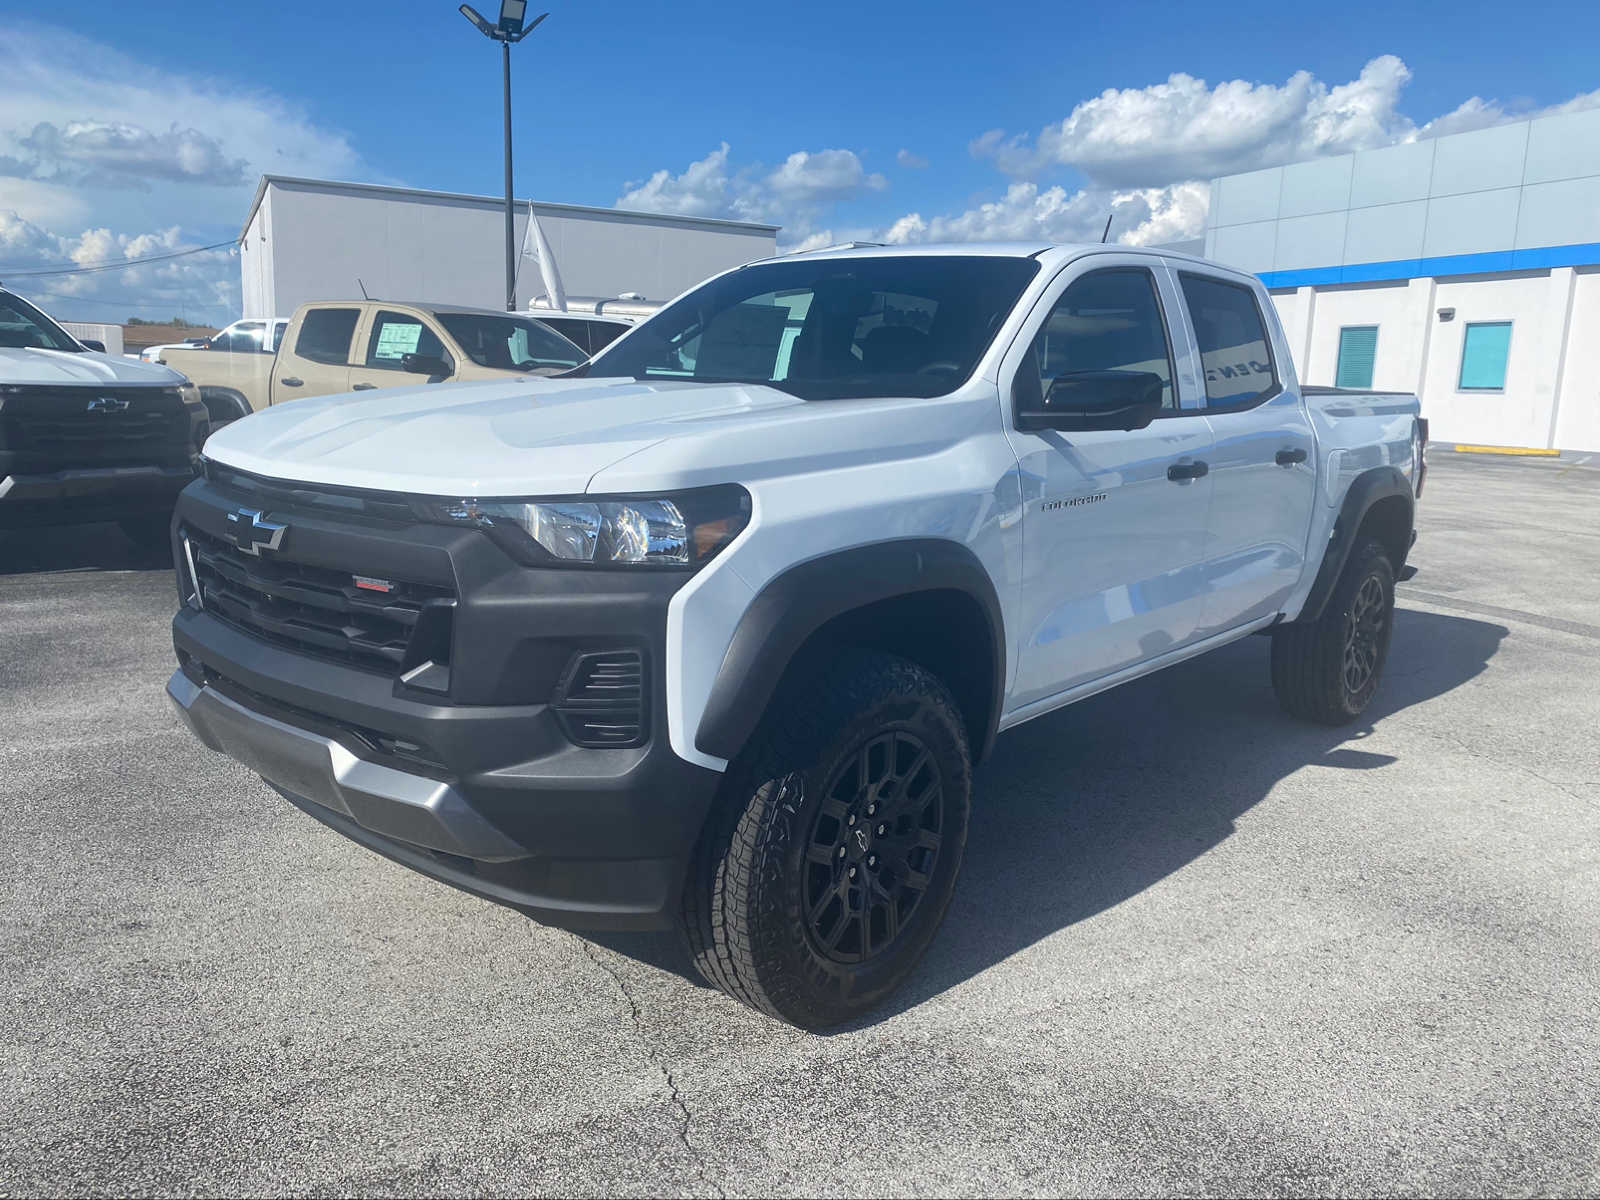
[
  {"left": 589, "top": 607, "right": 1507, "bottom": 1027},
  {"left": 0, "top": 524, "right": 171, "bottom": 575}
]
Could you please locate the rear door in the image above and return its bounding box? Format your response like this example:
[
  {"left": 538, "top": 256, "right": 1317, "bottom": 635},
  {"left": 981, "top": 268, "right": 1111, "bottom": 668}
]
[
  {"left": 272, "top": 306, "right": 360, "bottom": 403},
  {"left": 346, "top": 308, "right": 456, "bottom": 392},
  {"left": 1001, "top": 257, "right": 1216, "bottom": 712},
  {"left": 1171, "top": 268, "right": 1317, "bottom": 632}
]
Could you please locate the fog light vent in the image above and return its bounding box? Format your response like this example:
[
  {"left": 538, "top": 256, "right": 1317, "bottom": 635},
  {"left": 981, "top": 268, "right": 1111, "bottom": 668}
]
[{"left": 555, "top": 650, "right": 646, "bottom": 747}]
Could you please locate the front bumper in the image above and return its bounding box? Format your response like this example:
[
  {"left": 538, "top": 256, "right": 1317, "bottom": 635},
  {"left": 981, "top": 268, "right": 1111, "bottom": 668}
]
[
  {"left": 0, "top": 463, "right": 196, "bottom": 528},
  {"left": 168, "top": 472, "right": 724, "bottom": 931}
]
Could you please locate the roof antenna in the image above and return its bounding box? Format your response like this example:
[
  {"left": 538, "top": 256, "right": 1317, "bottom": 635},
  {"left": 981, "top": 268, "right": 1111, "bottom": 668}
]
[
  {"left": 1100, "top": 213, "right": 1114, "bottom": 244},
  {"left": 357, "top": 277, "right": 371, "bottom": 300}
]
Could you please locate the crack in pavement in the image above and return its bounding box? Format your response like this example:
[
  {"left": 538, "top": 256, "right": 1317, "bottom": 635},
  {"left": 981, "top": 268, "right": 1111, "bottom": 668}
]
[{"left": 571, "top": 935, "right": 725, "bottom": 1199}]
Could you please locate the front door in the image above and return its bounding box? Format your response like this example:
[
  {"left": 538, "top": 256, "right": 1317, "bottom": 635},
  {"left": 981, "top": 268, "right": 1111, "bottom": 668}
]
[
  {"left": 346, "top": 308, "right": 456, "bottom": 393},
  {"left": 1002, "top": 261, "right": 1215, "bottom": 713}
]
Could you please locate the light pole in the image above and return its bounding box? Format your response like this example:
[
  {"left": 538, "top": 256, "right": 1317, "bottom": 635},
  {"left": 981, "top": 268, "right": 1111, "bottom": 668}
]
[{"left": 458, "top": 1, "right": 548, "bottom": 312}]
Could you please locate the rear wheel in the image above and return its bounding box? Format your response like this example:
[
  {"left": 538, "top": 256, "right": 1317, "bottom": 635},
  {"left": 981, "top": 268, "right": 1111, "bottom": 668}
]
[
  {"left": 1271, "top": 537, "right": 1396, "bottom": 724},
  {"left": 682, "top": 651, "right": 971, "bottom": 1029}
]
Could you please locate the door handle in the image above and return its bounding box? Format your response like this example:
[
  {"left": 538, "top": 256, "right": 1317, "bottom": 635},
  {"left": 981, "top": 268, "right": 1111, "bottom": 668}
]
[
  {"left": 1167, "top": 460, "right": 1209, "bottom": 481},
  {"left": 1275, "top": 448, "right": 1308, "bottom": 466},
  {"left": 352, "top": 383, "right": 376, "bottom": 390},
  {"left": 279, "top": 377, "right": 303, "bottom": 387}
]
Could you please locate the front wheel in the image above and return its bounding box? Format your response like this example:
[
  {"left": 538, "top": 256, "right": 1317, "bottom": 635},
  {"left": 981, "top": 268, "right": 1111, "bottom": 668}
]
[
  {"left": 682, "top": 651, "right": 972, "bottom": 1029},
  {"left": 1271, "top": 537, "right": 1396, "bottom": 724}
]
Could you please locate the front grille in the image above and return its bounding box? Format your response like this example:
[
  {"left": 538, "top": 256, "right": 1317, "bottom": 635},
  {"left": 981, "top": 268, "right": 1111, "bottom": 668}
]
[
  {"left": 205, "top": 460, "right": 417, "bottom": 525},
  {"left": 186, "top": 525, "right": 455, "bottom": 674},
  {"left": 554, "top": 650, "right": 646, "bottom": 747},
  {"left": 0, "top": 386, "right": 191, "bottom": 467}
]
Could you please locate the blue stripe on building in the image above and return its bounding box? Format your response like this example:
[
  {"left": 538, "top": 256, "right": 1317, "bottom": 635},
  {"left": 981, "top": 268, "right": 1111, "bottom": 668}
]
[{"left": 1259, "top": 242, "right": 1600, "bottom": 290}]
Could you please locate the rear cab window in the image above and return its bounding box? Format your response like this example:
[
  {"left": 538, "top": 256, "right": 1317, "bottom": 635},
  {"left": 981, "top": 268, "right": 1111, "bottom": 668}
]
[
  {"left": 292, "top": 308, "right": 361, "bottom": 365},
  {"left": 1178, "top": 273, "right": 1279, "bottom": 409}
]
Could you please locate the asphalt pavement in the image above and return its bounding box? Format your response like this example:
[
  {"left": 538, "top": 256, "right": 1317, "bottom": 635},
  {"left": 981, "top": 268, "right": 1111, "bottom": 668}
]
[{"left": 2, "top": 450, "right": 1597, "bottom": 1197}]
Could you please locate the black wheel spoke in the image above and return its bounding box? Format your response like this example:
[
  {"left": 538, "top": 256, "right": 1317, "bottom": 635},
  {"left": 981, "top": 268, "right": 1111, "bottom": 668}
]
[{"left": 803, "top": 729, "right": 946, "bottom": 966}]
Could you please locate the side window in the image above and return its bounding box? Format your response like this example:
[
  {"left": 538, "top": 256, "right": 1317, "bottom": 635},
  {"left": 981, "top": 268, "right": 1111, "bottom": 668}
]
[
  {"left": 1179, "top": 273, "right": 1278, "bottom": 409},
  {"left": 538, "top": 318, "right": 590, "bottom": 354},
  {"left": 588, "top": 321, "right": 627, "bottom": 352},
  {"left": 293, "top": 308, "right": 360, "bottom": 366},
  {"left": 364, "top": 310, "right": 450, "bottom": 371},
  {"left": 1022, "top": 268, "right": 1176, "bottom": 412}
]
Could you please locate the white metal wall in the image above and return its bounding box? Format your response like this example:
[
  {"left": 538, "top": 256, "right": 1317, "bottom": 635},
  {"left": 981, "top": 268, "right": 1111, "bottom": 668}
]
[
  {"left": 1270, "top": 267, "right": 1600, "bottom": 451},
  {"left": 240, "top": 179, "right": 776, "bottom": 320},
  {"left": 59, "top": 322, "right": 124, "bottom": 356}
]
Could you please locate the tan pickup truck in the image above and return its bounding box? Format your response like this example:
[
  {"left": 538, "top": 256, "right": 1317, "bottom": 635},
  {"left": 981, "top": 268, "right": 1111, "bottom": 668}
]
[{"left": 160, "top": 300, "right": 586, "bottom": 427}]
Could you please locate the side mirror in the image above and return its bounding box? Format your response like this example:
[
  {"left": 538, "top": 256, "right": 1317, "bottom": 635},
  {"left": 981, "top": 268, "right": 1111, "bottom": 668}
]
[
  {"left": 400, "top": 352, "right": 451, "bottom": 379},
  {"left": 79, "top": 339, "right": 106, "bottom": 353},
  {"left": 1017, "top": 370, "right": 1164, "bottom": 432}
]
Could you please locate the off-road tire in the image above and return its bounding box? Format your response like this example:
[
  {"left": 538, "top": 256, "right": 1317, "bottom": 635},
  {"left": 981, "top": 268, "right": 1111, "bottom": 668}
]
[
  {"left": 1271, "top": 537, "right": 1396, "bottom": 724},
  {"left": 682, "top": 651, "right": 972, "bottom": 1029}
]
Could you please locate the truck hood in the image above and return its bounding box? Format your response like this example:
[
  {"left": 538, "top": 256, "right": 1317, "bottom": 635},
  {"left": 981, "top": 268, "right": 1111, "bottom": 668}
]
[
  {"left": 0, "top": 347, "right": 186, "bottom": 387},
  {"left": 200, "top": 376, "right": 810, "bottom": 496}
]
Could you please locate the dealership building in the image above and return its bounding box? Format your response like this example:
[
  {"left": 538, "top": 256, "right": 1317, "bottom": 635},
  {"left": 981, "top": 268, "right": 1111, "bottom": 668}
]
[
  {"left": 238, "top": 175, "right": 778, "bottom": 322},
  {"left": 1204, "top": 108, "right": 1600, "bottom": 452}
]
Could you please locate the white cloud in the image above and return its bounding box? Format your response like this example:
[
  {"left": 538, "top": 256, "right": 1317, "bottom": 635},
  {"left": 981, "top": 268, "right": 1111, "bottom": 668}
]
[
  {"left": 896, "top": 149, "right": 929, "bottom": 169},
  {"left": 618, "top": 143, "right": 886, "bottom": 243},
  {"left": 8, "top": 120, "right": 248, "bottom": 189},
  {"left": 980, "top": 56, "right": 1420, "bottom": 187},
  {"left": 974, "top": 57, "right": 1600, "bottom": 190},
  {"left": 877, "top": 181, "right": 1209, "bottom": 247},
  {"left": 0, "top": 23, "right": 374, "bottom": 323},
  {"left": 0, "top": 210, "right": 238, "bottom": 325}
]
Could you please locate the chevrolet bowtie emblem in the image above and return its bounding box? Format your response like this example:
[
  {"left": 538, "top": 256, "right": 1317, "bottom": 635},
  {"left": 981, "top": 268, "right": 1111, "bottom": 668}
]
[
  {"left": 225, "top": 508, "right": 287, "bottom": 556},
  {"left": 86, "top": 396, "right": 130, "bottom": 413}
]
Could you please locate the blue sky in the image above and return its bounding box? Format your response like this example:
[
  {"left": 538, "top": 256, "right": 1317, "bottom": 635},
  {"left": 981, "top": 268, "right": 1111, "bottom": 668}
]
[{"left": 2, "top": 0, "right": 1596, "bottom": 324}]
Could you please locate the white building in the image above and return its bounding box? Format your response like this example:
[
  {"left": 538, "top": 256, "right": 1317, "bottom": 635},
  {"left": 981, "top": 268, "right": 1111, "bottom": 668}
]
[
  {"left": 239, "top": 176, "right": 778, "bottom": 322},
  {"left": 1204, "top": 109, "right": 1600, "bottom": 451}
]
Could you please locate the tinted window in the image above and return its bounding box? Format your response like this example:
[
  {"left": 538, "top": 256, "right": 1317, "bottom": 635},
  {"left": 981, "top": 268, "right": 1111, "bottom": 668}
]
[
  {"left": 1179, "top": 274, "right": 1277, "bottom": 408},
  {"left": 365, "top": 310, "right": 450, "bottom": 371},
  {"left": 1459, "top": 322, "right": 1512, "bottom": 390},
  {"left": 1336, "top": 326, "right": 1378, "bottom": 389},
  {"left": 0, "top": 291, "right": 81, "bottom": 351},
  {"left": 587, "top": 321, "right": 627, "bottom": 351},
  {"left": 537, "top": 317, "right": 590, "bottom": 354},
  {"left": 585, "top": 255, "right": 1041, "bottom": 400},
  {"left": 434, "top": 312, "right": 584, "bottom": 372},
  {"left": 1024, "top": 269, "right": 1175, "bottom": 412},
  {"left": 293, "top": 308, "right": 360, "bottom": 365}
]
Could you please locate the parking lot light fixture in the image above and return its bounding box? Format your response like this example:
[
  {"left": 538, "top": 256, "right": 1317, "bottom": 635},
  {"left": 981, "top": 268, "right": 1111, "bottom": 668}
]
[{"left": 457, "top": 4, "right": 549, "bottom": 312}]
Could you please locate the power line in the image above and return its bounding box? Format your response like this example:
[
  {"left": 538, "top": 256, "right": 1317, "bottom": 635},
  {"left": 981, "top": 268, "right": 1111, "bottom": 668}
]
[{"left": 0, "top": 238, "right": 237, "bottom": 278}]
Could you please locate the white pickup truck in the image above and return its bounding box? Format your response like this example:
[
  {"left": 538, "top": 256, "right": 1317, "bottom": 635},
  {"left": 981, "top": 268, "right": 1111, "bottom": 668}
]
[{"left": 165, "top": 243, "right": 1425, "bottom": 1028}]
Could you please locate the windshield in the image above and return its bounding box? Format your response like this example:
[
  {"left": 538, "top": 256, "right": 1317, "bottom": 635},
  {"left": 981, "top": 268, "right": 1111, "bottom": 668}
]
[
  {"left": 0, "top": 291, "right": 83, "bottom": 352},
  {"left": 583, "top": 255, "right": 1040, "bottom": 400},
  {"left": 435, "top": 312, "right": 585, "bottom": 372}
]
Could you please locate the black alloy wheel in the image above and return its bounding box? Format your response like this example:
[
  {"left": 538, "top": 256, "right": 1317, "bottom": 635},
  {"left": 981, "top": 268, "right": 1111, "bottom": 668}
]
[{"left": 803, "top": 731, "right": 944, "bottom": 964}]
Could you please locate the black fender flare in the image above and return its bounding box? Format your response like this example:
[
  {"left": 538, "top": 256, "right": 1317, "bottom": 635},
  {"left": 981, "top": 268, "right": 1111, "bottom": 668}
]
[
  {"left": 198, "top": 387, "right": 253, "bottom": 424},
  {"left": 1298, "top": 466, "right": 1414, "bottom": 623},
  {"left": 695, "top": 539, "right": 1007, "bottom": 764}
]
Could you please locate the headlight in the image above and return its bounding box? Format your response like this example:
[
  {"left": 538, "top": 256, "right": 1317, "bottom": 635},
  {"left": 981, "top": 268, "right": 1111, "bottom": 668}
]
[
  {"left": 419, "top": 484, "right": 750, "bottom": 567},
  {"left": 176, "top": 383, "right": 203, "bottom": 408}
]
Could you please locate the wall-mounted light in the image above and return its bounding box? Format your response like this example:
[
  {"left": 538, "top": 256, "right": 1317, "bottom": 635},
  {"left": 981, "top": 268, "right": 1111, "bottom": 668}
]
[{"left": 1438, "top": 307, "right": 1456, "bottom": 322}]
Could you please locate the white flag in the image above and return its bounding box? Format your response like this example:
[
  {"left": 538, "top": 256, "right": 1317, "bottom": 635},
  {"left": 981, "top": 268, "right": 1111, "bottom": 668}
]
[{"left": 522, "top": 202, "right": 567, "bottom": 313}]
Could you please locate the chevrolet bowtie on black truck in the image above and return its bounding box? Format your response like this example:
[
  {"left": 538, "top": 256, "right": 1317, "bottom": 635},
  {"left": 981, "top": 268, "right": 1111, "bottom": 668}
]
[
  {"left": 1, "top": 286, "right": 207, "bottom": 549},
  {"left": 167, "top": 244, "right": 1424, "bottom": 1027}
]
